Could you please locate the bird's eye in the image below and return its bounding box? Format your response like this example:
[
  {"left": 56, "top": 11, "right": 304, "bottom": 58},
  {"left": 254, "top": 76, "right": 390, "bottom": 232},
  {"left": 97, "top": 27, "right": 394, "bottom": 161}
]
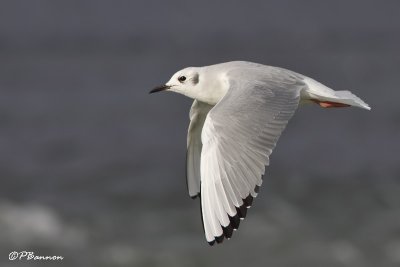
[{"left": 178, "top": 76, "right": 186, "bottom": 82}]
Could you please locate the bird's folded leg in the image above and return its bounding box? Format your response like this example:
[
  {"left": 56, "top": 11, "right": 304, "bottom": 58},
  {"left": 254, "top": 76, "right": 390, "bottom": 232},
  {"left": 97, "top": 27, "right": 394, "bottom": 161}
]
[{"left": 311, "top": 99, "right": 351, "bottom": 108}]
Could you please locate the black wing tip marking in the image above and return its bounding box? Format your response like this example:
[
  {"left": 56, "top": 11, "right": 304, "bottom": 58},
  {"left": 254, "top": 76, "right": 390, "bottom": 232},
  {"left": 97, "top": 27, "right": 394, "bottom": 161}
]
[
  {"left": 222, "top": 224, "right": 234, "bottom": 239},
  {"left": 206, "top": 187, "right": 257, "bottom": 246},
  {"left": 208, "top": 234, "right": 224, "bottom": 246},
  {"left": 190, "top": 193, "right": 200, "bottom": 199},
  {"left": 229, "top": 213, "right": 240, "bottom": 230},
  {"left": 215, "top": 234, "right": 224, "bottom": 244},
  {"left": 243, "top": 194, "right": 254, "bottom": 207}
]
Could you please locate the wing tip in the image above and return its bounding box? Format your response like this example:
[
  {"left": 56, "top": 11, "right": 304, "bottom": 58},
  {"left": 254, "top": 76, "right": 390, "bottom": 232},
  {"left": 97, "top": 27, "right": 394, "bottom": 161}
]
[
  {"left": 190, "top": 193, "right": 200, "bottom": 199},
  {"left": 204, "top": 187, "right": 257, "bottom": 246}
]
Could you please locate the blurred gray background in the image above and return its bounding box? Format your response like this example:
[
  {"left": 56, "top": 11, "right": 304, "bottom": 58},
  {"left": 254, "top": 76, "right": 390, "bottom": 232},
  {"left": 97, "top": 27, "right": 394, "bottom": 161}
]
[{"left": 0, "top": 0, "right": 399, "bottom": 266}]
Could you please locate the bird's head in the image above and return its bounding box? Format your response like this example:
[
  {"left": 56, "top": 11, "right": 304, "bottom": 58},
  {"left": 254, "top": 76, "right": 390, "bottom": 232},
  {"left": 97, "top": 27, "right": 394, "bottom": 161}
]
[
  {"left": 150, "top": 67, "right": 200, "bottom": 97},
  {"left": 150, "top": 65, "right": 227, "bottom": 105}
]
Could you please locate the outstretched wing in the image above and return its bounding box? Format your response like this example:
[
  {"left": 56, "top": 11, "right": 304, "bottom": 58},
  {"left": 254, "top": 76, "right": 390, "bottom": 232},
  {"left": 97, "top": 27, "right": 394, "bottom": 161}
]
[
  {"left": 200, "top": 67, "right": 304, "bottom": 245},
  {"left": 186, "top": 100, "right": 213, "bottom": 198}
]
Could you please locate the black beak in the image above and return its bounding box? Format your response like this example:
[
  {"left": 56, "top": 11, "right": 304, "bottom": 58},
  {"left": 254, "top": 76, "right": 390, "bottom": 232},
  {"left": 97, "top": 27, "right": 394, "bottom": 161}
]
[{"left": 149, "top": 84, "right": 171, "bottom": 94}]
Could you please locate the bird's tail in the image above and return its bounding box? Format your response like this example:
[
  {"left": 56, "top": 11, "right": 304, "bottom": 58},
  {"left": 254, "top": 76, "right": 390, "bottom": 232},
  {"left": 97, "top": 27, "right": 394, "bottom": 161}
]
[
  {"left": 312, "top": 90, "right": 371, "bottom": 110},
  {"left": 309, "top": 90, "right": 371, "bottom": 110},
  {"left": 302, "top": 77, "right": 371, "bottom": 110}
]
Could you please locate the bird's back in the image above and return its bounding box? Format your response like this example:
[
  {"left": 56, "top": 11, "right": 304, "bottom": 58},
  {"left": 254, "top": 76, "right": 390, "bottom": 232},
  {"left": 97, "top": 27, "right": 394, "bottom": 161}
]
[{"left": 205, "top": 61, "right": 370, "bottom": 110}]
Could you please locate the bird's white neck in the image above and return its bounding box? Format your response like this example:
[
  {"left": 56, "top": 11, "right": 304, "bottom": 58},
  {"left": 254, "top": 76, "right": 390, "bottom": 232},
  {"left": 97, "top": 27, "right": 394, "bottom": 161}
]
[{"left": 184, "top": 71, "right": 229, "bottom": 105}]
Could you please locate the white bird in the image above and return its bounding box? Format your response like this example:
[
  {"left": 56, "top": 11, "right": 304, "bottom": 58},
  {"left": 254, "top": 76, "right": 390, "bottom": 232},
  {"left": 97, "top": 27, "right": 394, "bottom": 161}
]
[{"left": 150, "top": 61, "right": 370, "bottom": 245}]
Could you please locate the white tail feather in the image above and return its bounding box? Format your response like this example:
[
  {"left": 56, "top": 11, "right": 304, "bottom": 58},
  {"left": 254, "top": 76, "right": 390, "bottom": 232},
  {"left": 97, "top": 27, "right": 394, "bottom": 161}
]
[
  {"left": 302, "top": 77, "right": 371, "bottom": 110},
  {"left": 333, "top": 90, "right": 371, "bottom": 110}
]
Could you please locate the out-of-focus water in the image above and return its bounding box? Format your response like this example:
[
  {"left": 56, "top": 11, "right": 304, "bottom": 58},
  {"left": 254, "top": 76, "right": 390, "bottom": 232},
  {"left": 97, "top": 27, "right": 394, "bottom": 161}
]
[{"left": 0, "top": 1, "right": 399, "bottom": 266}]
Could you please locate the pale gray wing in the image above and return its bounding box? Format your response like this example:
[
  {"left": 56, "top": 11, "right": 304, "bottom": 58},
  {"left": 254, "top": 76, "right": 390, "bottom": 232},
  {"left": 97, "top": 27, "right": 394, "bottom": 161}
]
[
  {"left": 200, "top": 67, "right": 305, "bottom": 245},
  {"left": 186, "top": 100, "right": 213, "bottom": 198}
]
